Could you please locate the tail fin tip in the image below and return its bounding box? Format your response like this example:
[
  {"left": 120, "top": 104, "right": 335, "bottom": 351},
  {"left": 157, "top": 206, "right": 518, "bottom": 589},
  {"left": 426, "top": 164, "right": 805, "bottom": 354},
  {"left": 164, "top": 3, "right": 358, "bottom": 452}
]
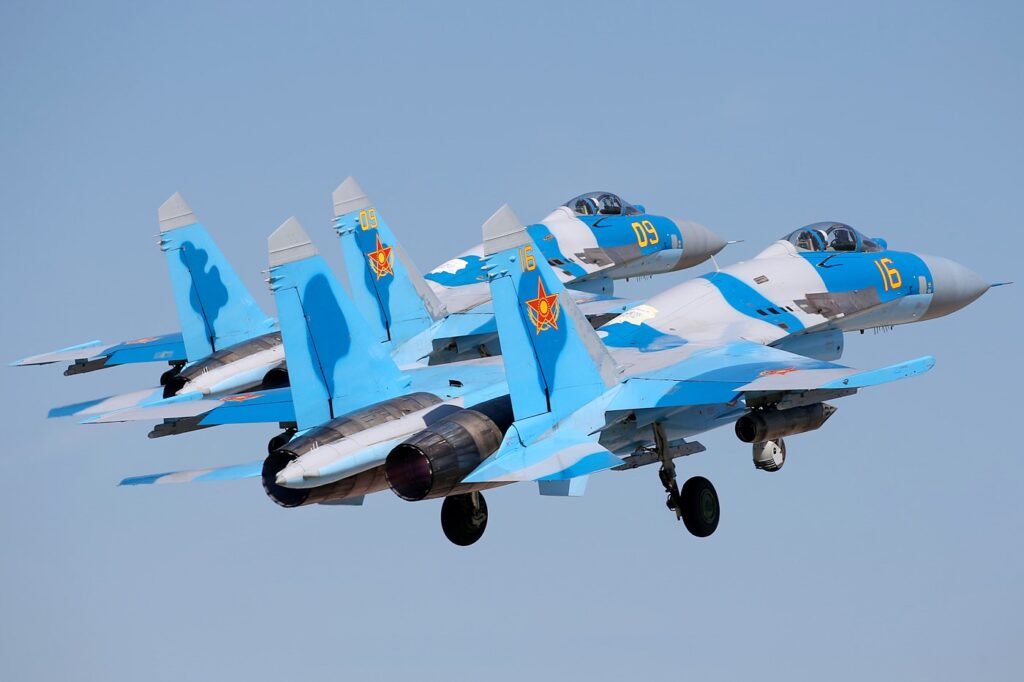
[
  {"left": 333, "top": 176, "right": 371, "bottom": 217},
  {"left": 158, "top": 192, "right": 197, "bottom": 232},
  {"left": 269, "top": 217, "right": 317, "bottom": 266},
  {"left": 483, "top": 204, "right": 531, "bottom": 256}
]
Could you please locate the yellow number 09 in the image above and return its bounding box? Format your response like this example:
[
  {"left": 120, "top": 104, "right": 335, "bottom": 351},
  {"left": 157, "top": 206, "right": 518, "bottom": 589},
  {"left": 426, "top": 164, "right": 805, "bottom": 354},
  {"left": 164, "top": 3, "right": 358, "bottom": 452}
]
[
  {"left": 874, "top": 258, "right": 902, "bottom": 291},
  {"left": 359, "top": 208, "right": 379, "bottom": 231},
  {"left": 520, "top": 245, "right": 537, "bottom": 271},
  {"left": 631, "top": 220, "right": 659, "bottom": 248}
]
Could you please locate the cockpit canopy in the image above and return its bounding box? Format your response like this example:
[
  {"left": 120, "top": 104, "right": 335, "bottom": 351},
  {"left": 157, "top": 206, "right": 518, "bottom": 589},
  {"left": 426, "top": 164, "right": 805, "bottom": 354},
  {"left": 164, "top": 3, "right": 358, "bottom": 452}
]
[
  {"left": 783, "top": 222, "right": 885, "bottom": 253},
  {"left": 564, "top": 191, "right": 643, "bottom": 217}
]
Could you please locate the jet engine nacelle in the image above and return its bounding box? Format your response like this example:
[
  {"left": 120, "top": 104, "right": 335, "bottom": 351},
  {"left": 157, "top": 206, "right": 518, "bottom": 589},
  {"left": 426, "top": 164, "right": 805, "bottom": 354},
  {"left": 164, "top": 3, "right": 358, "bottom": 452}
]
[
  {"left": 735, "top": 403, "right": 837, "bottom": 444},
  {"left": 385, "top": 396, "right": 515, "bottom": 501},
  {"left": 261, "top": 392, "right": 443, "bottom": 507}
]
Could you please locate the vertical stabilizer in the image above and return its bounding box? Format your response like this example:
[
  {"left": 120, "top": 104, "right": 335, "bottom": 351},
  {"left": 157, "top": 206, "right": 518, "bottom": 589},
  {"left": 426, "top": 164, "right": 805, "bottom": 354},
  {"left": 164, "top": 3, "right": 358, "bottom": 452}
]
[
  {"left": 482, "top": 205, "right": 618, "bottom": 421},
  {"left": 158, "top": 193, "right": 273, "bottom": 361},
  {"left": 268, "top": 217, "right": 406, "bottom": 429},
  {"left": 332, "top": 177, "right": 447, "bottom": 345}
]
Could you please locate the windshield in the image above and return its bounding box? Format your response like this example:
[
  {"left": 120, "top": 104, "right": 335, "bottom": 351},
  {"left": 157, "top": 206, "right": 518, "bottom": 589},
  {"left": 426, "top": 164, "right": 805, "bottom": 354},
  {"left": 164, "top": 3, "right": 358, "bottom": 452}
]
[
  {"left": 783, "top": 222, "right": 884, "bottom": 253},
  {"left": 563, "top": 191, "right": 643, "bottom": 217}
]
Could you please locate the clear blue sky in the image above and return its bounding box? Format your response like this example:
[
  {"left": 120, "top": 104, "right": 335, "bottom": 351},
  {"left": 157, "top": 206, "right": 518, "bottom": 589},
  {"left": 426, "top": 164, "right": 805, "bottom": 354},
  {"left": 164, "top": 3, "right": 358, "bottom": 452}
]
[{"left": 2, "top": 1, "right": 1020, "bottom": 680}]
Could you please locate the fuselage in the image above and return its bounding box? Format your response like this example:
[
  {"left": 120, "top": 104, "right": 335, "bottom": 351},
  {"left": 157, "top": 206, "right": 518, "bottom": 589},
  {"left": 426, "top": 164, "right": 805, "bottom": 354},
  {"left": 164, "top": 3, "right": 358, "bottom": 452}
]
[
  {"left": 601, "top": 238, "right": 988, "bottom": 354},
  {"left": 426, "top": 202, "right": 724, "bottom": 310},
  {"left": 166, "top": 200, "right": 725, "bottom": 401},
  {"left": 592, "top": 226, "right": 990, "bottom": 453}
]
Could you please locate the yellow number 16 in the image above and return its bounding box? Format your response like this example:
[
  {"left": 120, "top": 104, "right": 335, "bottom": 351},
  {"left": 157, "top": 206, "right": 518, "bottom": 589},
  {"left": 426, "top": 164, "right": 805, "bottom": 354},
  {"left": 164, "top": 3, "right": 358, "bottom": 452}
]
[
  {"left": 874, "top": 258, "right": 902, "bottom": 291},
  {"left": 519, "top": 245, "right": 537, "bottom": 271}
]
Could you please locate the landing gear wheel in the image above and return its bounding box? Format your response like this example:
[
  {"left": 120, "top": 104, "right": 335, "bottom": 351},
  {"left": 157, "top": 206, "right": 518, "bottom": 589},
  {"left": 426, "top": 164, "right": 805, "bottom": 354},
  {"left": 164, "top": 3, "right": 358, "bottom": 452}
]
[
  {"left": 441, "top": 492, "right": 488, "bottom": 546},
  {"left": 267, "top": 429, "right": 296, "bottom": 454},
  {"left": 679, "top": 476, "right": 720, "bottom": 538},
  {"left": 159, "top": 363, "right": 183, "bottom": 387}
]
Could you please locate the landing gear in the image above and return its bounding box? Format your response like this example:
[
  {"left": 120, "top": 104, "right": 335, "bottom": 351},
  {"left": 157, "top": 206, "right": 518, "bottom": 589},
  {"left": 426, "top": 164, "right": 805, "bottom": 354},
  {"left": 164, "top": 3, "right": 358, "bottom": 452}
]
[
  {"left": 159, "top": 363, "right": 184, "bottom": 387},
  {"left": 267, "top": 428, "right": 296, "bottom": 454},
  {"left": 441, "top": 492, "right": 488, "bottom": 546},
  {"left": 679, "top": 476, "right": 720, "bottom": 537},
  {"left": 653, "top": 423, "right": 720, "bottom": 538}
]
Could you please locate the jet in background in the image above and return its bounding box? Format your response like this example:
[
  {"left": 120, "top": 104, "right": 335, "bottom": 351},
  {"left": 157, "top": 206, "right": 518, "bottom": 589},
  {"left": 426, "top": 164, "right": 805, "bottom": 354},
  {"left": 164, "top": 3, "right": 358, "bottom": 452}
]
[
  {"left": 34, "top": 181, "right": 727, "bottom": 434},
  {"left": 35, "top": 194, "right": 286, "bottom": 434},
  {"left": 120, "top": 217, "right": 513, "bottom": 507},
  {"left": 14, "top": 181, "right": 724, "bottom": 375}
]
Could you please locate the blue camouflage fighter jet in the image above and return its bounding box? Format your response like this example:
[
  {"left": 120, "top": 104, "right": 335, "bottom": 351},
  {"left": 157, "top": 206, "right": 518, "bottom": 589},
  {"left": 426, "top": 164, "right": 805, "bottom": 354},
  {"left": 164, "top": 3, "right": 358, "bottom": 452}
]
[
  {"left": 121, "top": 205, "right": 999, "bottom": 546},
  {"left": 382, "top": 207, "right": 994, "bottom": 544},
  {"left": 24, "top": 180, "right": 726, "bottom": 432}
]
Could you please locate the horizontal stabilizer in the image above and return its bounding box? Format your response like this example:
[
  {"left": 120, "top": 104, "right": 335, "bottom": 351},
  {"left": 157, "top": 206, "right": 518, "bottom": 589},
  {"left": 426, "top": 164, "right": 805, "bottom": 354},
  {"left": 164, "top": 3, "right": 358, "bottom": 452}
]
[
  {"left": 12, "top": 340, "right": 104, "bottom": 366},
  {"left": 83, "top": 396, "right": 219, "bottom": 423},
  {"left": 81, "top": 388, "right": 296, "bottom": 426},
  {"left": 102, "top": 333, "right": 187, "bottom": 365},
  {"left": 13, "top": 333, "right": 187, "bottom": 369},
  {"left": 49, "top": 388, "right": 163, "bottom": 419},
  {"left": 463, "top": 428, "right": 620, "bottom": 484},
  {"left": 120, "top": 460, "right": 262, "bottom": 486},
  {"left": 200, "top": 388, "right": 296, "bottom": 425}
]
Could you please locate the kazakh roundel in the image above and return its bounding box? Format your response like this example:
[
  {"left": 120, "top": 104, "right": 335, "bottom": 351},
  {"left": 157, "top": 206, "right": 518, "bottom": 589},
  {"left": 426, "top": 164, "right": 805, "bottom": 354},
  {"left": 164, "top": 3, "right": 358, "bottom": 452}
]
[
  {"left": 367, "top": 233, "right": 394, "bottom": 280},
  {"left": 525, "top": 277, "right": 560, "bottom": 334}
]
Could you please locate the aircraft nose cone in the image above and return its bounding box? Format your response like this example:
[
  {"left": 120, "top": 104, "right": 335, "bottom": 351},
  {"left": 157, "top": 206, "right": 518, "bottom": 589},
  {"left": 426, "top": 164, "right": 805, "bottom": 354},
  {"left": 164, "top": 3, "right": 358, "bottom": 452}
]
[
  {"left": 675, "top": 219, "right": 728, "bottom": 269},
  {"left": 919, "top": 254, "right": 990, "bottom": 320}
]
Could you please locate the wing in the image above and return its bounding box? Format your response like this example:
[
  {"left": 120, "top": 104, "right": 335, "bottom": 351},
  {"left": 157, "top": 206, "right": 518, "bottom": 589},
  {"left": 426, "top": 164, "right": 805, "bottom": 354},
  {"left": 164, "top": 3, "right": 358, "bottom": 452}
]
[
  {"left": 12, "top": 333, "right": 187, "bottom": 373},
  {"left": 119, "top": 461, "right": 366, "bottom": 506},
  {"left": 120, "top": 461, "right": 263, "bottom": 486},
  {"left": 83, "top": 387, "right": 296, "bottom": 426},
  {"left": 609, "top": 341, "right": 934, "bottom": 411},
  {"left": 49, "top": 387, "right": 165, "bottom": 419}
]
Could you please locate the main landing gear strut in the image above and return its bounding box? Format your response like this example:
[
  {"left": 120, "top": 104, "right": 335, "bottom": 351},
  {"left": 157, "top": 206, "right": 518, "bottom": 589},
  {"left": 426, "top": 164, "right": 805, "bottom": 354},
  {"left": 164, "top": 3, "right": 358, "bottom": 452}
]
[{"left": 654, "top": 423, "right": 720, "bottom": 537}]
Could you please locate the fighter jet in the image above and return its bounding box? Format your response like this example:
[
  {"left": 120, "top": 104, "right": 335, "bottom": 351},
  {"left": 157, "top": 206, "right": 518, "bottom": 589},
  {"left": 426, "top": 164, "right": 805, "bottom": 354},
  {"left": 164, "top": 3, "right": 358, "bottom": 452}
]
[
  {"left": 16, "top": 182, "right": 722, "bottom": 373},
  {"left": 35, "top": 194, "right": 285, "bottom": 431},
  {"left": 379, "top": 207, "right": 995, "bottom": 544},
  {"left": 59, "top": 181, "right": 727, "bottom": 432},
  {"left": 121, "top": 208, "right": 998, "bottom": 548},
  {"left": 120, "top": 217, "right": 512, "bottom": 507}
]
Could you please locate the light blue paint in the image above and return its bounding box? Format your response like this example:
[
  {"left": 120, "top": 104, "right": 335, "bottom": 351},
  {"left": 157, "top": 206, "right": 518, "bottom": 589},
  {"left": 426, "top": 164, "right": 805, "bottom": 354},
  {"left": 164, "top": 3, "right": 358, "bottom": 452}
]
[
  {"left": 700, "top": 272, "right": 806, "bottom": 332},
  {"left": 270, "top": 254, "right": 407, "bottom": 430},
  {"left": 160, "top": 222, "right": 275, "bottom": 360}
]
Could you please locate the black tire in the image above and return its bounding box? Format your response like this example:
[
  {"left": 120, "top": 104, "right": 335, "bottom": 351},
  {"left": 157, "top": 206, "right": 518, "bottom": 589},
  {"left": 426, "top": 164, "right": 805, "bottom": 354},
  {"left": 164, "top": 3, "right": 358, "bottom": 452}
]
[
  {"left": 680, "top": 476, "right": 720, "bottom": 538},
  {"left": 441, "top": 493, "right": 488, "bottom": 546},
  {"left": 267, "top": 430, "right": 294, "bottom": 454},
  {"left": 159, "top": 364, "right": 183, "bottom": 387}
]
